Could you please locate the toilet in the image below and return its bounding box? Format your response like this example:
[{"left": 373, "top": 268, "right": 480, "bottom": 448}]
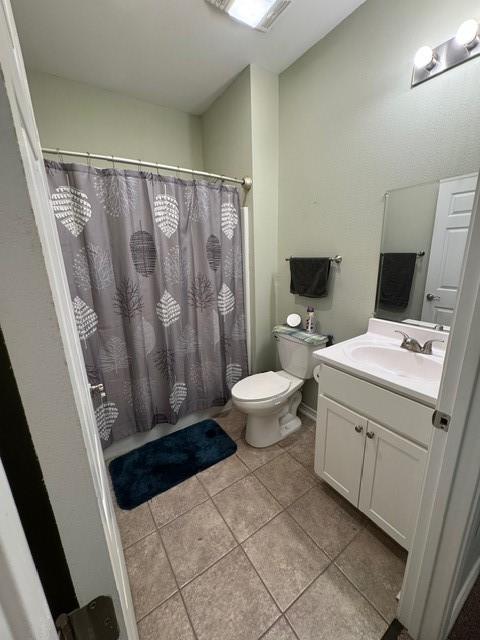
[{"left": 231, "top": 327, "right": 328, "bottom": 448}]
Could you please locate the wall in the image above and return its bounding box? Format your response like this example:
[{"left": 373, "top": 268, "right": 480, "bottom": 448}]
[
  {"left": 278, "top": 0, "right": 480, "bottom": 409},
  {"left": 249, "top": 66, "right": 279, "bottom": 371},
  {"left": 202, "top": 65, "right": 279, "bottom": 372},
  {"left": 378, "top": 181, "right": 439, "bottom": 322},
  {"left": 28, "top": 70, "right": 203, "bottom": 168}
]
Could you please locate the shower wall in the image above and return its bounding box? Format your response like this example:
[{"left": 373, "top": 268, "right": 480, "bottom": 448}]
[{"left": 28, "top": 70, "right": 204, "bottom": 170}]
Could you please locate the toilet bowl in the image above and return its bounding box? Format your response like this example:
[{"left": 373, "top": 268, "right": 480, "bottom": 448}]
[{"left": 231, "top": 326, "right": 328, "bottom": 447}]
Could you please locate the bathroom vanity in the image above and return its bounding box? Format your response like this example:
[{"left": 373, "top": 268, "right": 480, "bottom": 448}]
[{"left": 313, "top": 319, "right": 447, "bottom": 550}]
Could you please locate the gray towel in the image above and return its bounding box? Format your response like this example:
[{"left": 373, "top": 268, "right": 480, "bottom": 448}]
[
  {"left": 378, "top": 253, "right": 416, "bottom": 310},
  {"left": 289, "top": 257, "right": 331, "bottom": 298}
]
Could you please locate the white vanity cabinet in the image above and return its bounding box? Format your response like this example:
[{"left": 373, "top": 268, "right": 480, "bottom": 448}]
[{"left": 315, "top": 365, "right": 432, "bottom": 550}]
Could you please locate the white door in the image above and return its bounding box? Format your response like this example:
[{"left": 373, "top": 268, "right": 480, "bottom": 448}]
[
  {"left": 359, "top": 420, "right": 427, "bottom": 550},
  {"left": 0, "top": 459, "right": 57, "bottom": 640},
  {"left": 0, "top": 1, "right": 138, "bottom": 638},
  {"left": 315, "top": 396, "right": 367, "bottom": 507},
  {"left": 422, "top": 174, "right": 478, "bottom": 325}
]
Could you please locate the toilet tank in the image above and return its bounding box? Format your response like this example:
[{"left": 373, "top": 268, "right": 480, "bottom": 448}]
[{"left": 273, "top": 328, "right": 328, "bottom": 380}]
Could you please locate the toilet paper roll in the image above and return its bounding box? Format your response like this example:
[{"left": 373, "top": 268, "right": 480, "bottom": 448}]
[{"left": 313, "top": 365, "right": 321, "bottom": 383}]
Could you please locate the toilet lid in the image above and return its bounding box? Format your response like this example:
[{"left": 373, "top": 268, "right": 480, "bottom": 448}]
[{"left": 232, "top": 371, "right": 290, "bottom": 402}]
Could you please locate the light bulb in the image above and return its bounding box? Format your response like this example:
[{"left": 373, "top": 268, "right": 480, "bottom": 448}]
[
  {"left": 456, "top": 19, "right": 479, "bottom": 48},
  {"left": 414, "top": 46, "right": 436, "bottom": 70}
]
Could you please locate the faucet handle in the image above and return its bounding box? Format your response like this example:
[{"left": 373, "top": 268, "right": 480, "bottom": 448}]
[{"left": 421, "top": 339, "right": 444, "bottom": 355}]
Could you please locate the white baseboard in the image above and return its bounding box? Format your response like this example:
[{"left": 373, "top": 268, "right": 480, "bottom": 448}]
[
  {"left": 448, "top": 554, "right": 480, "bottom": 634},
  {"left": 299, "top": 402, "right": 317, "bottom": 423}
]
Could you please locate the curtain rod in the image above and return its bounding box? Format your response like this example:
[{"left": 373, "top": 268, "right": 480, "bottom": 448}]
[{"left": 42, "top": 147, "right": 253, "bottom": 190}]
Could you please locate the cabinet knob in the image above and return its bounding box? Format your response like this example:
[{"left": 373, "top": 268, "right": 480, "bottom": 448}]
[
  {"left": 354, "top": 425, "right": 363, "bottom": 433},
  {"left": 366, "top": 430, "right": 375, "bottom": 439}
]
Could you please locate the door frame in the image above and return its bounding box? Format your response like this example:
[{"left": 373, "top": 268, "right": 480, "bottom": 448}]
[
  {"left": 0, "top": 458, "right": 57, "bottom": 640},
  {"left": 0, "top": 1, "right": 138, "bottom": 638},
  {"left": 399, "top": 171, "right": 480, "bottom": 638}
]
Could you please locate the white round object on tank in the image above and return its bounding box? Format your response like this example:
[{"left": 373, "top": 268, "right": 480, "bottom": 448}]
[{"left": 286, "top": 313, "right": 302, "bottom": 328}]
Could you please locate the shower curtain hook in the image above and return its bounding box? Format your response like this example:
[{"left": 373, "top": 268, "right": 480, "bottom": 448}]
[
  {"left": 86, "top": 151, "right": 92, "bottom": 168},
  {"left": 137, "top": 159, "right": 142, "bottom": 173},
  {"left": 111, "top": 155, "right": 115, "bottom": 169},
  {"left": 57, "top": 148, "right": 65, "bottom": 164}
]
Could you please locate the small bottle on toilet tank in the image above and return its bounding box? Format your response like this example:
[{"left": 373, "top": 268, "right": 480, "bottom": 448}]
[{"left": 305, "top": 306, "right": 316, "bottom": 333}]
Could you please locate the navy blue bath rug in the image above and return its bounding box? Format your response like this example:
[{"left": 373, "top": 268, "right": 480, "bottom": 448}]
[{"left": 109, "top": 419, "right": 237, "bottom": 510}]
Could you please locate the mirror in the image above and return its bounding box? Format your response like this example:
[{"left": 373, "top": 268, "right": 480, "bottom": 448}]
[{"left": 375, "top": 173, "right": 478, "bottom": 330}]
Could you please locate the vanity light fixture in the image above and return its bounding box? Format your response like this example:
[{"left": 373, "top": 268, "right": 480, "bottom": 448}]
[
  {"left": 455, "top": 19, "right": 479, "bottom": 49},
  {"left": 412, "top": 17, "right": 480, "bottom": 87},
  {"left": 414, "top": 46, "right": 437, "bottom": 70},
  {"left": 205, "top": 0, "right": 291, "bottom": 31}
]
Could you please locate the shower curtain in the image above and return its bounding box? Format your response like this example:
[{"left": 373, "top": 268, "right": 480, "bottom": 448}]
[{"left": 45, "top": 160, "right": 248, "bottom": 448}]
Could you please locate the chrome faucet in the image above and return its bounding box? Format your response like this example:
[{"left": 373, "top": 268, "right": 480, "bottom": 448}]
[{"left": 394, "top": 331, "right": 444, "bottom": 355}]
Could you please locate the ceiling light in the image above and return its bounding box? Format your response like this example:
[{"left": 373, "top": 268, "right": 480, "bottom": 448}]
[
  {"left": 455, "top": 19, "right": 479, "bottom": 49},
  {"left": 206, "top": 0, "right": 291, "bottom": 32},
  {"left": 414, "top": 45, "right": 437, "bottom": 70},
  {"left": 228, "top": 0, "right": 275, "bottom": 28}
]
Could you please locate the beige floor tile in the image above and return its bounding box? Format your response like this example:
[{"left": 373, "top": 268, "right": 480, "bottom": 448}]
[
  {"left": 288, "top": 485, "right": 364, "bottom": 559},
  {"left": 182, "top": 547, "right": 280, "bottom": 640},
  {"left": 286, "top": 565, "right": 387, "bottom": 640},
  {"left": 137, "top": 593, "right": 195, "bottom": 640},
  {"left": 197, "top": 454, "right": 249, "bottom": 495},
  {"left": 215, "top": 408, "right": 246, "bottom": 440},
  {"left": 255, "top": 453, "right": 316, "bottom": 507},
  {"left": 335, "top": 525, "right": 407, "bottom": 621},
  {"left": 278, "top": 423, "right": 312, "bottom": 449},
  {"left": 213, "top": 475, "right": 282, "bottom": 542},
  {"left": 286, "top": 430, "right": 315, "bottom": 472},
  {"left": 301, "top": 415, "right": 316, "bottom": 431},
  {"left": 236, "top": 438, "right": 283, "bottom": 471},
  {"left": 261, "top": 617, "right": 298, "bottom": 640},
  {"left": 243, "top": 512, "right": 330, "bottom": 611},
  {"left": 149, "top": 476, "right": 208, "bottom": 528},
  {"left": 114, "top": 502, "right": 156, "bottom": 549},
  {"left": 124, "top": 532, "right": 177, "bottom": 621},
  {"left": 160, "top": 500, "right": 236, "bottom": 586}
]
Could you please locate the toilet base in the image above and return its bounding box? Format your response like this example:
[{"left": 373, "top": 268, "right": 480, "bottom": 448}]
[{"left": 244, "top": 390, "right": 303, "bottom": 448}]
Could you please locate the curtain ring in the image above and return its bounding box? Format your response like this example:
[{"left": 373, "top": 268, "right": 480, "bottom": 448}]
[
  {"left": 57, "top": 147, "right": 65, "bottom": 164},
  {"left": 137, "top": 159, "right": 142, "bottom": 173},
  {"left": 111, "top": 155, "right": 115, "bottom": 169},
  {"left": 86, "top": 151, "right": 92, "bottom": 168}
]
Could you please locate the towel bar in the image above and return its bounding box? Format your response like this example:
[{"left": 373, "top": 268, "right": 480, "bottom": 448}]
[
  {"left": 285, "top": 255, "right": 343, "bottom": 264},
  {"left": 380, "top": 251, "right": 425, "bottom": 258}
]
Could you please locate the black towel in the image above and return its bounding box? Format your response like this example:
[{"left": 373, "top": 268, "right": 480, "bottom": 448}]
[
  {"left": 378, "top": 253, "right": 416, "bottom": 310},
  {"left": 289, "top": 257, "right": 331, "bottom": 298}
]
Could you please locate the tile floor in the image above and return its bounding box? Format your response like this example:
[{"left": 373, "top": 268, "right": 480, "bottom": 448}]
[{"left": 114, "top": 409, "right": 407, "bottom": 640}]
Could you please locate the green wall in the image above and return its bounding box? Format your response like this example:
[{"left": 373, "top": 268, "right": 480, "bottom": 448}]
[
  {"left": 250, "top": 66, "right": 279, "bottom": 372},
  {"left": 202, "top": 65, "right": 279, "bottom": 373},
  {"left": 278, "top": 0, "right": 480, "bottom": 409},
  {"left": 28, "top": 71, "right": 204, "bottom": 169}
]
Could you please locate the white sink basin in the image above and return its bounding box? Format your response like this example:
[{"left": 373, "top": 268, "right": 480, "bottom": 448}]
[
  {"left": 313, "top": 319, "right": 447, "bottom": 406},
  {"left": 348, "top": 345, "right": 443, "bottom": 382}
]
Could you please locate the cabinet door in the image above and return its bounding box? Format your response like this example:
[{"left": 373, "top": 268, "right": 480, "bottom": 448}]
[
  {"left": 359, "top": 420, "right": 427, "bottom": 550},
  {"left": 315, "top": 396, "right": 367, "bottom": 507}
]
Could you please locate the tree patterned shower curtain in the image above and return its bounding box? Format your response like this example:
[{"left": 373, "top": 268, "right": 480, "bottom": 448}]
[{"left": 45, "top": 160, "right": 248, "bottom": 448}]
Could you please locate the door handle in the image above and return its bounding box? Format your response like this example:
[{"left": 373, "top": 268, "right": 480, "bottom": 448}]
[
  {"left": 354, "top": 425, "right": 363, "bottom": 434},
  {"left": 426, "top": 293, "right": 440, "bottom": 301},
  {"left": 366, "top": 431, "right": 375, "bottom": 439}
]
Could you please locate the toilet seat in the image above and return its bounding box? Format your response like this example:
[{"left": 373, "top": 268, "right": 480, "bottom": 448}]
[{"left": 232, "top": 371, "right": 290, "bottom": 402}]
